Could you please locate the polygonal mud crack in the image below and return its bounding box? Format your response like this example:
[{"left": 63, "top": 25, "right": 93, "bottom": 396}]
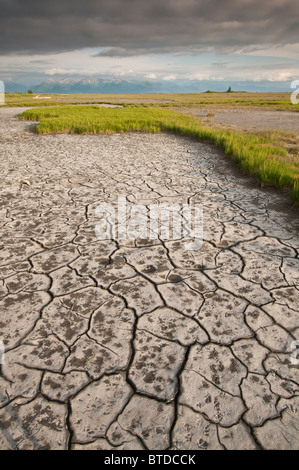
[
  {"left": 70, "top": 373, "right": 132, "bottom": 443},
  {"left": 116, "top": 395, "right": 175, "bottom": 450},
  {"left": 195, "top": 290, "right": 252, "bottom": 344},
  {"left": 171, "top": 405, "right": 224, "bottom": 450},
  {"left": 129, "top": 330, "right": 186, "bottom": 400},
  {"left": 0, "top": 396, "right": 68, "bottom": 450}
]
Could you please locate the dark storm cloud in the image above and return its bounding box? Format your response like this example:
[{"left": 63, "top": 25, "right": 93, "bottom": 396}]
[{"left": 1, "top": 0, "right": 298, "bottom": 55}]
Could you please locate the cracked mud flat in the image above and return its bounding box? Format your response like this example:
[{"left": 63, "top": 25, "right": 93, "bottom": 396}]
[
  {"left": 183, "top": 108, "right": 299, "bottom": 133},
  {"left": 0, "top": 107, "right": 299, "bottom": 450}
]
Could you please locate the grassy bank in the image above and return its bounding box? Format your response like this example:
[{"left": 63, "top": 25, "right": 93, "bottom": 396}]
[{"left": 19, "top": 106, "right": 299, "bottom": 203}]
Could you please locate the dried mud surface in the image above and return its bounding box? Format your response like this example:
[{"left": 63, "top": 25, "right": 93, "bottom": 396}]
[
  {"left": 183, "top": 107, "right": 299, "bottom": 133},
  {"left": 0, "top": 108, "right": 298, "bottom": 450}
]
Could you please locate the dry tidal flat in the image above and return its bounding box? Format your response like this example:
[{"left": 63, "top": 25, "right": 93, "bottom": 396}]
[{"left": 0, "top": 107, "right": 299, "bottom": 450}]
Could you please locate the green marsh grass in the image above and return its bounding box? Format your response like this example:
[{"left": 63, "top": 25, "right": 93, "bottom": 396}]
[{"left": 19, "top": 106, "right": 299, "bottom": 203}]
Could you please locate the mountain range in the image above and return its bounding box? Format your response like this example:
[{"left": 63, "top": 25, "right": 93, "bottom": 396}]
[
  {"left": 33, "top": 77, "right": 166, "bottom": 94},
  {"left": 4, "top": 77, "right": 291, "bottom": 94}
]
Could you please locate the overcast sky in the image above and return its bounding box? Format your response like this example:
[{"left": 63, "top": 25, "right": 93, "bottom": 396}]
[{"left": 1, "top": 0, "right": 298, "bottom": 88}]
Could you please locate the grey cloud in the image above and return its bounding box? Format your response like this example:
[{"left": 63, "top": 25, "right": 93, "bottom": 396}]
[
  {"left": 0, "top": 0, "right": 298, "bottom": 54},
  {"left": 94, "top": 48, "right": 151, "bottom": 57},
  {"left": 29, "top": 59, "right": 56, "bottom": 64},
  {"left": 94, "top": 46, "right": 186, "bottom": 57}
]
